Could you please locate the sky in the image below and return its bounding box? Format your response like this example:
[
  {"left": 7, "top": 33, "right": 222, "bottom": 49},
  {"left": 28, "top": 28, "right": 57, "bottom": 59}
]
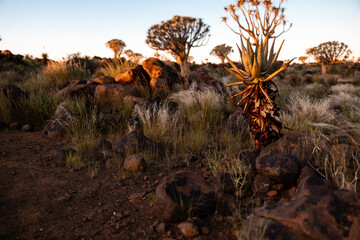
[{"left": 0, "top": 0, "right": 359, "bottom": 63}]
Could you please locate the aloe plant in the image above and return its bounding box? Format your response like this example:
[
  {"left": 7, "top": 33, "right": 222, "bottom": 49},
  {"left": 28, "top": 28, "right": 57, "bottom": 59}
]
[{"left": 223, "top": 0, "right": 294, "bottom": 151}]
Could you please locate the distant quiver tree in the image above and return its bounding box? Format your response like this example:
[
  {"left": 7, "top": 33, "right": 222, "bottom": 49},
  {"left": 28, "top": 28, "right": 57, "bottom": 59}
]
[
  {"left": 106, "top": 39, "right": 126, "bottom": 59},
  {"left": 146, "top": 16, "right": 210, "bottom": 78},
  {"left": 210, "top": 44, "right": 234, "bottom": 64},
  {"left": 306, "top": 41, "right": 352, "bottom": 74}
]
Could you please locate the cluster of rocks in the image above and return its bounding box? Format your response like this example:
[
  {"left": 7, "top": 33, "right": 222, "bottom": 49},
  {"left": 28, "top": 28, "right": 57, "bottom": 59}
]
[{"left": 151, "top": 131, "right": 360, "bottom": 239}]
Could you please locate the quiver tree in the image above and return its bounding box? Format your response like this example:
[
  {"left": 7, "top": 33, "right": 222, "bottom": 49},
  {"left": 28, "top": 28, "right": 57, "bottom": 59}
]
[
  {"left": 146, "top": 16, "right": 210, "bottom": 78},
  {"left": 210, "top": 44, "right": 234, "bottom": 64},
  {"left": 124, "top": 49, "right": 134, "bottom": 60},
  {"left": 298, "top": 56, "right": 308, "bottom": 64},
  {"left": 222, "top": 0, "right": 294, "bottom": 151},
  {"left": 106, "top": 39, "right": 126, "bottom": 59},
  {"left": 306, "top": 41, "right": 352, "bottom": 74}
]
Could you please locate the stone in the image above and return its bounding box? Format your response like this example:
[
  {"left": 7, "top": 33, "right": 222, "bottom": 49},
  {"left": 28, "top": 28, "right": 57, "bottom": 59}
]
[
  {"left": 252, "top": 174, "right": 275, "bottom": 194},
  {"left": 53, "top": 148, "right": 76, "bottom": 165},
  {"left": 188, "top": 67, "right": 213, "bottom": 83},
  {"left": 58, "top": 80, "right": 96, "bottom": 98},
  {"left": 254, "top": 190, "right": 360, "bottom": 240},
  {"left": 226, "top": 108, "right": 247, "bottom": 131},
  {"left": 81, "top": 149, "right": 103, "bottom": 165},
  {"left": 156, "top": 170, "right": 216, "bottom": 223},
  {"left": 215, "top": 171, "right": 235, "bottom": 195},
  {"left": 21, "top": 124, "right": 34, "bottom": 132},
  {"left": 177, "top": 222, "right": 199, "bottom": 238},
  {"left": 93, "top": 76, "right": 115, "bottom": 84},
  {"left": 259, "top": 132, "right": 330, "bottom": 168},
  {"left": 112, "top": 131, "right": 156, "bottom": 155},
  {"left": 94, "top": 84, "right": 142, "bottom": 108},
  {"left": 115, "top": 65, "right": 150, "bottom": 85},
  {"left": 200, "top": 226, "right": 210, "bottom": 235},
  {"left": 142, "top": 58, "right": 182, "bottom": 89},
  {"left": 156, "top": 222, "right": 166, "bottom": 234},
  {"left": 240, "top": 214, "right": 312, "bottom": 240},
  {"left": 9, "top": 122, "right": 20, "bottom": 130},
  {"left": 44, "top": 119, "right": 68, "bottom": 139},
  {"left": 0, "top": 84, "right": 27, "bottom": 102},
  {"left": 123, "top": 154, "right": 147, "bottom": 172},
  {"left": 293, "top": 166, "right": 333, "bottom": 199},
  {"left": 255, "top": 153, "right": 299, "bottom": 184}
]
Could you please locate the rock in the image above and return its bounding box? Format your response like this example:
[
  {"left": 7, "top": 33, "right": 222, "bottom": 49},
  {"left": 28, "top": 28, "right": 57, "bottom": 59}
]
[
  {"left": 0, "top": 122, "right": 8, "bottom": 129},
  {"left": 112, "top": 131, "right": 156, "bottom": 155},
  {"left": 81, "top": 149, "right": 103, "bottom": 165},
  {"left": 156, "top": 170, "right": 216, "bottom": 223},
  {"left": 293, "top": 166, "right": 333, "bottom": 199},
  {"left": 53, "top": 102, "right": 71, "bottom": 121},
  {"left": 123, "top": 95, "right": 151, "bottom": 108},
  {"left": 0, "top": 84, "right": 27, "bottom": 102},
  {"left": 21, "top": 124, "right": 34, "bottom": 132},
  {"left": 156, "top": 222, "right": 166, "bottom": 234},
  {"left": 115, "top": 65, "right": 150, "bottom": 85},
  {"left": 255, "top": 153, "right": 299, "bottom": 184},
  {"left": 44, "top": 119, "right": 68, "bottom": 139},
  {"left": 9, "top": 122, "right": 21, "bottom": 130},
  {"left": 58, "top": 80, "right": 96, "bottom": 98},
  {"left": 215, "top": 171, "right": 235, "bottom": 195},
  {"left": 200, "top": 226, "right": 210, "bottom": 235},
  {"left": 177, "top": 222, "right": 199, "bottom": 238},
  {"left": 142, "top": 58, "right": 182, "bottom": 89},
  {"left": 94, "top": 84, "right": 142, "bottom": 108},
  {"left": 53, "top": 148, "right": 76, "bottom": 165},
  {"left": 259, "top": 132, "right": 330, "bottom": 168},
  {"left": 226, "top": 108, "right": 247, "bottom": 131},
  {"left": 252, "top": 174, "right": 275, "bottom": 194},
  {"left": 254, "top": 190, "right": 360, "bottom": 240},
  {"left": 240, "top": 214, "right": 312, "bottom": 240},
  {"left": 93, "top": 76, "right": 115, "bottom": 84},
  {"left": 123, "top": 154, "right": 147, "bottom": 172},
  {"left": 188, "top": 67, "right": 214, "bottom": 83}
]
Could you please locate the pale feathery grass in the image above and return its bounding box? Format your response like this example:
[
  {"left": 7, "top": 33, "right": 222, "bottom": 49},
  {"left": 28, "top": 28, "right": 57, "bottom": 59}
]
[
  {"left": 280, "top": 94, "right": 336, "bottom": 133},
  {"left": 330, "top": 92, "right": 360, "bottom": 122},
  {"left": 330, "top": 84, "right": 360, "bottom": 96}
]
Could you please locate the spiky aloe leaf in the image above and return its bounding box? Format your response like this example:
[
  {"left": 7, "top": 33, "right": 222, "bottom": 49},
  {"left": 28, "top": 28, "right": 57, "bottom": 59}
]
[{"left": 262, "top": 57, "right": 296, "bottom": 82}]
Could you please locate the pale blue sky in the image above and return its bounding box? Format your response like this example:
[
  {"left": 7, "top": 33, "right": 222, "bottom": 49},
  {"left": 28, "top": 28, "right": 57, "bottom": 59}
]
[{"left": 0, "top": 0, "right": 359, "bottom": 63}]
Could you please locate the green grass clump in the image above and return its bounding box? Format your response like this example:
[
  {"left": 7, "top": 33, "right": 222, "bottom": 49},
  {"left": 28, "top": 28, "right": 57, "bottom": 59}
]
[{"left": 97, "top": 59, "right": 136, "bottom": 79}]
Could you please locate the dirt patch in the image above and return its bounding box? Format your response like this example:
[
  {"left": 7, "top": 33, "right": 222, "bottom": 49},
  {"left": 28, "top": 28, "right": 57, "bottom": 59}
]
[{"left": 0, "top": 130, "right": 235, "bottom": 239}]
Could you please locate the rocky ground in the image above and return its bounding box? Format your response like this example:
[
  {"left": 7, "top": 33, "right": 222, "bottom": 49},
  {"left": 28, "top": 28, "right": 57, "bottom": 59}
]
[{"left": 0, "top": 130, "right": 235, "bottom": 239}]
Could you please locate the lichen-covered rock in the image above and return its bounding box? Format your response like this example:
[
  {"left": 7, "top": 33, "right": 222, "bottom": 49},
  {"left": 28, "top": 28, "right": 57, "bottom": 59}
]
[
  {"left": 93, "top": 75, "right": 115, "bottom": 84},
  {"left": 156, "top": 170, "right": 216, "bottom": 223},
  {"left": 123, "top": 154, "right": 147, "bottom": 172}
]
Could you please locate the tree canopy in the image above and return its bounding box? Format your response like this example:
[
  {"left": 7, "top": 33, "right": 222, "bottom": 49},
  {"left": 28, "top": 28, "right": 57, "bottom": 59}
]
[
  {"left": 146, "top": 16, "right": 210, "bottom": 77},
  {"left": 210, "top": 44, "right": 233, "bottom": 64},
  {"left": 106, "top": 39, "right": 126, "bottom": 59},
  {"left": 306, "top": 41, "right": 352, "bottom": 64}
]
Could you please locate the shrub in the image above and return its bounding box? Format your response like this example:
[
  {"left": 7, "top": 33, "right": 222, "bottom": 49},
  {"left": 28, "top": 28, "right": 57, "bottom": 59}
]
[{"left": 97, "top": 59, "right": 136, "bottom": 79}]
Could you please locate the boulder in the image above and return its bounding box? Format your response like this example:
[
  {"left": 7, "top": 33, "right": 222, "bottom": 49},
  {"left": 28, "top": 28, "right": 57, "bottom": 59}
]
[
  {"left": 9, "top": 122, "right": 21, "bottom": 130},
  {"left": 254, "top": 190, "right": 360, "bottom": 240},
  {"left": 115, "top": 65, "right": 150, "bottom": 85},
  {"left": 252, "top": 174, "right": 275, "bottom": 194},
  {"left": 44, "top": 119, "right": 68, "bottom": 139},
  {"left": 58, "top": 80, "right": 96, "bottom": 98},
  {"left": 142, "top": 58, "right": 182, "bottom": 89},
  {"left": 112, "top": 131, "right": 156, "bottom": 155},
  {"left": 259, "top": 132, "right": 330, "bottom": 168},
  {"left": 94, "top": 84, "right": 142, "bottom": 107},
  {"left": 240, "top": 214, "right": 312, "bottom": 240},
  {"left": 52, "top": 148, "right": 76, "bottom": 165},
  {"left": 81, "top": 149, "right": 103, "bottom": 166},
  {"left": 188, "top": 67, "right": 214, "bottom": 84},
  {"left": 177, "top": 222, "right": 199, "bottom": 238},
  {"left": 123, "top": 154, "right": 147, "bottom": 172},
  {"left": 293, "top": 166, "right": 333, "bottom": 199},
  {"left": 155, "top": 170, "right": 216, "bottom": 223},
  {"left": 0, "top": 84, "right": 27, "bottom": 102},
  {"left": 21, "top": 124, "right": 34, "bottom": 132},
  {"left": 226, "top": 108, "right": 247, "bottom": 131},
  {"left": 93, "top": 76, "right": 115, "bottom": 84},
  {"left": 255, "top": 153, "right": 299, "bottom": 184}
]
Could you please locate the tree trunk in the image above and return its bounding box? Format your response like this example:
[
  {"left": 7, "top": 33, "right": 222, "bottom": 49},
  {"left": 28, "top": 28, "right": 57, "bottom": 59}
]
[
  {"left": 220, "top": 56, "right": 225, "bottom": 65},
  {"left": 179, "top": 57, "right": 190, "bottom": 79},
  {"left": 321, "top": 64, "right": 327, "bottom": 75}
]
